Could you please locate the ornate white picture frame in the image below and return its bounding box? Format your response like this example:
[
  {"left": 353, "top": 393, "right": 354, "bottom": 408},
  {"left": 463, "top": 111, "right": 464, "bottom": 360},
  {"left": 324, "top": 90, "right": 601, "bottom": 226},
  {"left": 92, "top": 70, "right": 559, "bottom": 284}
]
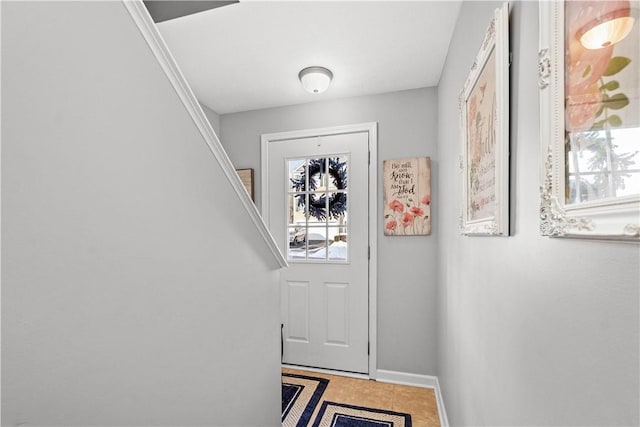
[
  {"left": 459, "top": 3, "right": 510, "bottom": 236},
  {"left": 539, "top": 1, "right": 640, "bottom": 241}
]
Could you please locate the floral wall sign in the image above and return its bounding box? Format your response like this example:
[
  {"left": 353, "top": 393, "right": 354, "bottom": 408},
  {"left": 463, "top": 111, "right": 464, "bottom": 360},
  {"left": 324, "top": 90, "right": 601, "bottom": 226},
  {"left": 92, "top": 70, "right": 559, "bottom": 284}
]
[{"left": 383, "top": 157, "right": 431, "bottom": 236}]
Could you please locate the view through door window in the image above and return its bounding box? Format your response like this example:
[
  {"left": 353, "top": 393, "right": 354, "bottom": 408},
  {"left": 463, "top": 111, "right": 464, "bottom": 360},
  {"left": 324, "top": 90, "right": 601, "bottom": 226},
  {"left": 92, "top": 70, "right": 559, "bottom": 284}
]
[{"left": 287, "top": 156, "right": 349, "bottom": 262}]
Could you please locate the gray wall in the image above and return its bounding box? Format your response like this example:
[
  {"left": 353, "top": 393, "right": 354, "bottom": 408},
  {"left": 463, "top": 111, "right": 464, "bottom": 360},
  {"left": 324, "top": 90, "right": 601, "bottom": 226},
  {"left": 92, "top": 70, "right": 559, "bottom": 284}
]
[
  {"left": 2, "top": 2, "right": 281, "bottom": 426},
  {"left": 437, "top": 1, "right": 639, "bottom": 426},
  {"left": 200, "top": 102, "right": 221, "bottom": 137},
  {"left": 221, "top": 88, "right": 439, "bottom": 375}
]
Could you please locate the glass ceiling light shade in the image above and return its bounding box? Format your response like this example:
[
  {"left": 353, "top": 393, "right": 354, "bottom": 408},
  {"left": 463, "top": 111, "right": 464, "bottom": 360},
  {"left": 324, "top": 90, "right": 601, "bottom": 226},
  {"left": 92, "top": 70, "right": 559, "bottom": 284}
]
[
  {"left": 578, "top": 7, "right": 635, "bottom": 49},
  {"left": 298, "top": 66, "right": 333, "bottom": 94}
]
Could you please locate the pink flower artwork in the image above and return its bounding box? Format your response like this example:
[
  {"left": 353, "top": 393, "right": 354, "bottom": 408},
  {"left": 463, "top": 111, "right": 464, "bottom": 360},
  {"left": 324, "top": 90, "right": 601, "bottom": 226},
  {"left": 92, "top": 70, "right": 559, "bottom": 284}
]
[
  {"left": 389, "top": 199, "right": 404, "bottom": 213},
  {"left": 410, "top": 206, "right": 424, "bottom": 217},
  {"left": 383, "top": 157, "right": 431, "bottom": 236},
  {"left": 401, "top": 212, "right": 414, "bottom": 228},
  {"left": 469, "top": 95, "right": 478, "bottom": 127}
]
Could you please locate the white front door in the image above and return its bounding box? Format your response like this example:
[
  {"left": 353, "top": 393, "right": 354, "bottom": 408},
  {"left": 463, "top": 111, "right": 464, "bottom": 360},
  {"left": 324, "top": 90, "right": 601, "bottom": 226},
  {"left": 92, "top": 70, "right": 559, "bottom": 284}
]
[{"left": 264, "top": 128, "right": 370, "bottom": 374}]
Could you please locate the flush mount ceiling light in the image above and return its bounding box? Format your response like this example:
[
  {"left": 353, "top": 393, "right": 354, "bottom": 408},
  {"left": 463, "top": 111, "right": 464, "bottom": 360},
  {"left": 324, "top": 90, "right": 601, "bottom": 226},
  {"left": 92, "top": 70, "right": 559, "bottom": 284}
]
[
  {"left": 578, "top": 7, "right": 636, "bottom": 49},
  {"left": 298, "top": 66, "right": 333, "bottom": 94}
]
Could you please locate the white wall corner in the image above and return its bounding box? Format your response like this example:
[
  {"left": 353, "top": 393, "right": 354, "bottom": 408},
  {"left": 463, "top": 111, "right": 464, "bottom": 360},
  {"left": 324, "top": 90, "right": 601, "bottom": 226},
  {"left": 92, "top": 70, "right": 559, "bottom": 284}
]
[{"left": 376, "top": 370, "right": 448, "bottom": 427}]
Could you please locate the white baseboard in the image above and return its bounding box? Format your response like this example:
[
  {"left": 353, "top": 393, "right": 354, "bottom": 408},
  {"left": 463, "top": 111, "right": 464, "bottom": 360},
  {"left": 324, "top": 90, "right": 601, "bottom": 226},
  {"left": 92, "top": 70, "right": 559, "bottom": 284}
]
[
  {"left": 376, "top": 369, "right": 437, "bottom": 388},
  {"left": 433, "top": 376, "right": 449, "bottom": 427},
  {"left": 376, "top": 370, "right": 449, "bottom": 427}
]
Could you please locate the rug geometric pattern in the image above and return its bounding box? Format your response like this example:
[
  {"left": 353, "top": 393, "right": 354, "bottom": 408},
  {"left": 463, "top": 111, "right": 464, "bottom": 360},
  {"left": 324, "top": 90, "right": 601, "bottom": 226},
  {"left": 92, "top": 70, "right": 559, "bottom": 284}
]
[
  {"left": 282, "top": 373, "right": 329, "bottom": 427},
  {"left": 311, "top": 401, "right": 412, "bottom": 427}
]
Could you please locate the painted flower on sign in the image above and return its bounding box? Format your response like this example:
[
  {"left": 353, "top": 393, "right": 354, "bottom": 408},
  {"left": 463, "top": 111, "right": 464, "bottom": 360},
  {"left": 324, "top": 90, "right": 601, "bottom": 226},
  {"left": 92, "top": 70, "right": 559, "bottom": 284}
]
[
  {"left": 389, "top": 199, "right": 404, "bottom": 213},
  {"left": 384, "top": 193, "right": 432, "bottom": 235},
  {"left": 410, "top": 206, "right": 424, "bottom": 217},
  {"left": 401, "top": 212, "right": 414, "bottom": 228}
]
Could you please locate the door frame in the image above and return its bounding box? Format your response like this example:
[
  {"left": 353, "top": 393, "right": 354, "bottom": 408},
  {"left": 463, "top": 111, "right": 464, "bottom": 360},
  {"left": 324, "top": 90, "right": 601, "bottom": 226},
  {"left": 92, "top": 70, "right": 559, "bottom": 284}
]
[{"left": 261, "top": 122, "right": 378, "bottom": 379}]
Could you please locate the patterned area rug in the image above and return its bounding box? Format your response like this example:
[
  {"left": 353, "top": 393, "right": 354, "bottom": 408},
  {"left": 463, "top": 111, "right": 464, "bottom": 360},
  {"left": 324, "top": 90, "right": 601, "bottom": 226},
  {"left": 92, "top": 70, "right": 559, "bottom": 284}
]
[
  {"left": 282, "top": 373, "right": 329, "bottom": 427},
  {"left": 311, "top": 401, "right": 412, "bottom": 427}
]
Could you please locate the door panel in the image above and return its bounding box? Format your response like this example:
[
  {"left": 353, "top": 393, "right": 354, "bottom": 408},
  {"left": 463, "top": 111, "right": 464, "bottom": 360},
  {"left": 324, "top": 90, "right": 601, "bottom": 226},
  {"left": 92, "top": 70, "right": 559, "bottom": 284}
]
[
  {"left": 267, "top": 131, "right": 369, "bottom": 373},
  {"left": 285, "top": 281, "right": 310, "bottom": 342},
  {"left": 325, "top": 282, "right": 349, "bottom": 346}
]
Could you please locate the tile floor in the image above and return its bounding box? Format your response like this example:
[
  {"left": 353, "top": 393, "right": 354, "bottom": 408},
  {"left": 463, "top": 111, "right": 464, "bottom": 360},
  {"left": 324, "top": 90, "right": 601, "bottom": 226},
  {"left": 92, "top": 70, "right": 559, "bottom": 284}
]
[{"left": 282, "top": 368, "right": 441, "bottom": 427}]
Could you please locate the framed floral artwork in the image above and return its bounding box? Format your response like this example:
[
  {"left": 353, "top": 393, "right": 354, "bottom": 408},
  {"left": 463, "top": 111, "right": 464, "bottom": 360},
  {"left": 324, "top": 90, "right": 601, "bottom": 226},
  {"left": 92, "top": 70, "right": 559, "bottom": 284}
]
[
  {"left": 539, "top": 1, "right": 640, "bottom": 241},
  {"left": 383, "top": 157, "right": 431, "bottom": 236},
  {"left": 459, "top": 2, "right": 510, "bottom": 236}
]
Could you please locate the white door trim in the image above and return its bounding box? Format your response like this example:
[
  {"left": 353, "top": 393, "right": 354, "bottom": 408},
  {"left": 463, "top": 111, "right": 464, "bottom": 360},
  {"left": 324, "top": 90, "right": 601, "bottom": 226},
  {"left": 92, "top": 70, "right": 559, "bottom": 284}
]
[{"left": 261, "top": 122, "right": 378, "bottom": 378}]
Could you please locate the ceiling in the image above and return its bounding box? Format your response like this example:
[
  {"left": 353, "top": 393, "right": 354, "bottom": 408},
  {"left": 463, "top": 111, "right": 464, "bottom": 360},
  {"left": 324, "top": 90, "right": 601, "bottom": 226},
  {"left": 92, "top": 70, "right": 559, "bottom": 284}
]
[{"left": 157, "top": 1, "right": 462, "bottom": 115}]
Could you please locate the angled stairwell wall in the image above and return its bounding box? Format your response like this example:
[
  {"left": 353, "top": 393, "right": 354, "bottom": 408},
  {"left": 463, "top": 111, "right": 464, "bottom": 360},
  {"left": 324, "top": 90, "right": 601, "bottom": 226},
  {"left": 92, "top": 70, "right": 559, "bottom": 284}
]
[{"left": 2, "top": 1, "right": 283, "bottom": 426}]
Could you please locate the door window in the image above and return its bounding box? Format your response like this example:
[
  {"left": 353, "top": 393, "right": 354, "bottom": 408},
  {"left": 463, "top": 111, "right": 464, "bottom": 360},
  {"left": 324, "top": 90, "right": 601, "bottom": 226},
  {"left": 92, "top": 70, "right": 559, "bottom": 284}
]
[{"left": 287, "top": 156, "right": 349, "bottom": 262}]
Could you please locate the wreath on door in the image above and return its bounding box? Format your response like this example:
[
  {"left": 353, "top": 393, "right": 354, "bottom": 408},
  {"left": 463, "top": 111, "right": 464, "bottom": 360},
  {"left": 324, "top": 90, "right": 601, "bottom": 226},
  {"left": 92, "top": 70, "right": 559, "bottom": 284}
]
[{"left": 290, "top": 158, "right": 347, "bottom": 221}]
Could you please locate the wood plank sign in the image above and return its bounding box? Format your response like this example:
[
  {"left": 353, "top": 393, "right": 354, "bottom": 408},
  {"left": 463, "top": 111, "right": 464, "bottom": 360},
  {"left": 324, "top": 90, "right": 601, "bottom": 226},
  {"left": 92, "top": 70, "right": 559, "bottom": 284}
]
[
  {"left": 236, "top": 168, "right": 254, "bottom": 202},
  {"left": 383, "top": 157, "right": 431, "bottom": 236}
]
